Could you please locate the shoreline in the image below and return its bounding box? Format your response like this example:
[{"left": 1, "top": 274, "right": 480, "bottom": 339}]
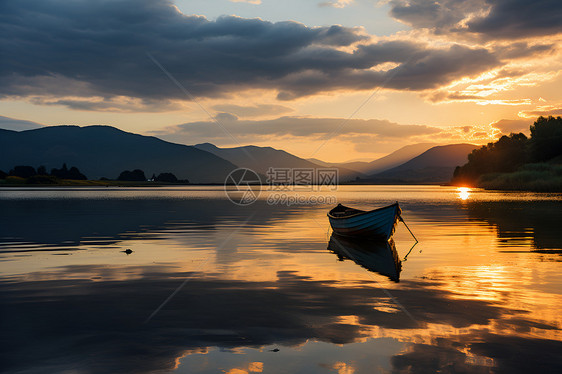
[{"left": 3, "top": 177, "right": 562, "bottom": 193}]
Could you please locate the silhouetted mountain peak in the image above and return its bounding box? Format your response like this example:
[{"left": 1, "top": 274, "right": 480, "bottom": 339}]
[
  {"left": 194, "top": 142, "right": 220, "bottom": 150},
  {"left": 193, "top": 142, "right": 364, "bottom": 181},
  {"left": 0, "top": 125, "right": 238, "bottom": 183},
  {"left": 368, "top": 143, "right": 478, "bottom": 184},
  {"left": 313, "top": 142, "right": 437, "bottom": 175}
]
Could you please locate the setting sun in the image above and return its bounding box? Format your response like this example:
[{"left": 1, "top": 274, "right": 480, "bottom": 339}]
[{"left": 458, "top": 187, "right": 471, "bottom": 201}]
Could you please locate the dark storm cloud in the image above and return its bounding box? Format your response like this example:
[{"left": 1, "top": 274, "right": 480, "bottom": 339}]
[
  {"left": 0, "top": 0, "right": 364, "bottom": 101},
  {"left": 492, "top": 42, "right": 556, "bottom": 60},
  {"left": 1, "top": 0, "right": 503, "bottom": 104},
  {"left": 29, "top": 97, "right": 183, "bottom": 112},
  {"left": 467, "top": 0, "right": 562, "bottom": 39},
  {"left": 389, "top": 0, "right": 562, "bottom": 40},
  {"left": 274, "top": 42, "right": 499, "bottom": 99},
  {"left": 389, "top": 0, "right": 486, "bottom": 30}
]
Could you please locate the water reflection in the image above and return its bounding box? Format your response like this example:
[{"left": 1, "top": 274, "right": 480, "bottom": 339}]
[
  {"left": 328, "top": 234, "right": 402, "bottom": 282},
  {"left": 0, "top": 186, "right": 561, "bottom": 373},
  {"left": 2, "top": 264, "right": 561, "bottom": 373},
  {"left": 0, "top": 198, "right": 292, "bottom": 251},
  {"left": 466, "top": 200, "right": 562, "bottom": 251}
]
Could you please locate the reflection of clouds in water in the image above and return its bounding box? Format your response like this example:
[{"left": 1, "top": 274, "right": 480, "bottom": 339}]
[
  {"left": 318, "top": 361, "right": 356, "bottom": 374},
  {"left": 0, "top": 198, "right": 307, "bottom": 251},
  {"left": 1, "top": 265, "right": 560, "bottom": 373},
  {"left": 332, "top": 362, "right": 355, "bottom": 374},
  {"left": 392, "top": 332, "right": 562, "bottom": 374},
  {"left": 392, "top": 341, "right": 495, "bottom": 373},
  {"left": 2, "top": 189, "right": 562, "bottom": 373},
  {"left": 225, "top": 361, "right": 264, "bottom": 374}
]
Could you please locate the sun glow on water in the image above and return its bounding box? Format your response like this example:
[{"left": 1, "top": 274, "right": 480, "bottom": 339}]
[{"left": 458, "top": 187, "right": 470, "bottom": 201}]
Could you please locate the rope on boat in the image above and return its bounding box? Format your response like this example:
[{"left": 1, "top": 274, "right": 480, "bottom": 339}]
[
  {"left": 403, "top": 241, "right": 417, "bottom": 262},
  {"left": 399, "top": 215, "right": 418, "bottom": 243}
]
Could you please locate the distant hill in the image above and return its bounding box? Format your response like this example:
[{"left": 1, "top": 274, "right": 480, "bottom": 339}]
[
  {"left": 359, "top": 143, "right": 438, "bottom": 174},
  {"left": 306, "top": 158, "right": 332, "bottom": 168},
  {"left": 312, "top": 143, "right": 436, "bottom": 175},
  {"left": 0, "top": 125, "right": 478, "bottom": 185},
  {"left": 0, "top": 126, "right": 238, "bottom": 183},
  {"left": 368, "top": 144, "right": 478, "bottom": 184},
  {"left": 0, "top": 115, "right": 43, "bottom": 131},
  {"left": 195, "top": 143, "right": 364, "bottom": 182}
]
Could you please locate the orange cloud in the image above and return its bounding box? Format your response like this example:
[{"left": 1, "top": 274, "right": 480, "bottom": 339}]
[
  {"left": 490, "top": 118, "right": 532, "bottom": 135},
  {"left": 518, "top": 105, "right": 562, "bottom": 118}
]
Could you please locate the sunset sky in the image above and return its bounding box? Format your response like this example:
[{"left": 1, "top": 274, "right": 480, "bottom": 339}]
[{"left": 1, "top": 0, "right": 561, "bottom": 162}]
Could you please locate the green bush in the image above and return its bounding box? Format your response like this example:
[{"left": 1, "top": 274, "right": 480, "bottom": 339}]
[{"left": 478, "top": 164, "right": 562, "bottom": 192}]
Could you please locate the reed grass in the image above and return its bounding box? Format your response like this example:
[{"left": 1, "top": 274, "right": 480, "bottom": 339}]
[{"left": 478, "top": 163, "right": 562, "bottom": 192}]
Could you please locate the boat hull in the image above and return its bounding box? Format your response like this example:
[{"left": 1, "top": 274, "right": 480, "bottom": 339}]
[{"left": 328, "top": 203, "right": 401, "bottom": 240}]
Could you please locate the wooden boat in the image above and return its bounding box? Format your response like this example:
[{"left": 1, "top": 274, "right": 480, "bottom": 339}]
[
  {"left": 328, "top": 233, "right": 402, "bottom": 282},
  {"left": 328, "top": 203, "right": 401, "bottom": 240}
]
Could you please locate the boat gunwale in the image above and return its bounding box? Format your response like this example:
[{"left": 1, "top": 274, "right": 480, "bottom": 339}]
[{"left": 327, "top": 202, "right": 400, "bottom": 220}]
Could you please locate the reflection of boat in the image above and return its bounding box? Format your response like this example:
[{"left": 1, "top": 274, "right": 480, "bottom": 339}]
[
  {"left": 328, "top": 203, "right": 401, "bottom": 240},
  {"left": 328, "top": 233, "right": 402, "bottom": 282}
]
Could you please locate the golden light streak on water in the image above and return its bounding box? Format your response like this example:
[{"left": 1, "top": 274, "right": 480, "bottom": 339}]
[{"left": 458, "top": 187, "right": 470, "bottom": 200}]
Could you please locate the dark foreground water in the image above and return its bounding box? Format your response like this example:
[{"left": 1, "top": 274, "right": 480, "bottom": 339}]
[{"left": 1, "top": 186, "right": 561, "bottom": 374}]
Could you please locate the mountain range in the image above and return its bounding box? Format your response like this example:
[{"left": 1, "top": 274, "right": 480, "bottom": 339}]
[
  {"left": 309, "top": 143, "right": 437, "bottom": 175},
  {"left": 0, "top": 125, "right": 477, "bottom": 184},
  {"left": 0, "top": 126, "right": 236, "bottom": 183},
  {"left": 194, "top": 143, "right": 364, "bottom": 182},
  {"left": 369, "top": 144, "right": 478, "bottom": 184}
]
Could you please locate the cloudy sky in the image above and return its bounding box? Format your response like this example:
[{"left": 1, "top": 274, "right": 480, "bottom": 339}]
[{"left": 1, "top": 0, "right": 561, "bottom": 162}]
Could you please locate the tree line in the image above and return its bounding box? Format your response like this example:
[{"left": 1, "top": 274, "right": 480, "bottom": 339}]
[
  {"left": 0, "top": 163, "right": 87, "bottom": 184},
  {"left": 116, "top": 169, "right": 188, "bottom": 183},
  {"left": 1, "top": 164, "right": 188, "bottom": 184},
  {"left": 453, "top": 116, "right": 562, "bottom": 185}
]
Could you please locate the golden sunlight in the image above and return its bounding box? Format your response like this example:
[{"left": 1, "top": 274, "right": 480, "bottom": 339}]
[{"left": 458, "top": 187, "right": 470, "bottom": 201}]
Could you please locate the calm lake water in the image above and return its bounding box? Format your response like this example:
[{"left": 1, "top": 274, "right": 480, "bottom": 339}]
[{"left": 1, "top": 186, "right": 561, "bottom": 373}]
